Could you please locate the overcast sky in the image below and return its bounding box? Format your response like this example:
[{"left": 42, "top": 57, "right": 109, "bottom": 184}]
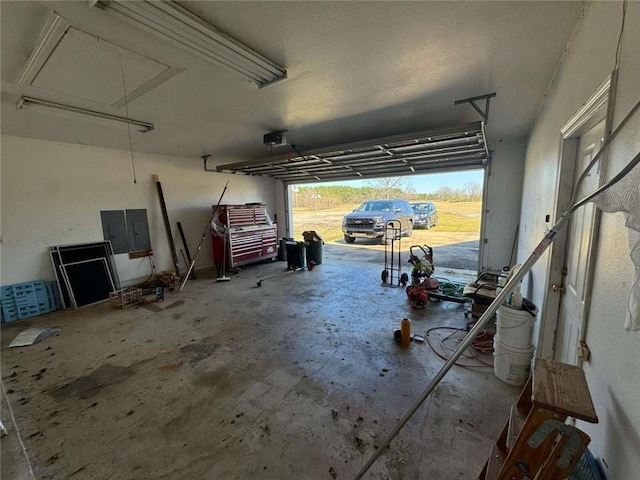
[{"left": 299, "top": 169, "right": 484, "bottom": 194}]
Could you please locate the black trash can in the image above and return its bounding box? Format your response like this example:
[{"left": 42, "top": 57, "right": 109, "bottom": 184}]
[
  {"left": 278, "top": 238, "right": 293, "bottom": 261},
  {"left": 302, "top": 231, "right": 324, "bottom": 265},
  {"left": 285, "top": 241, "right": 306, "bottom": 269},
  {"left": 305, "top": 240, "right": 323, "bottom": 265}
]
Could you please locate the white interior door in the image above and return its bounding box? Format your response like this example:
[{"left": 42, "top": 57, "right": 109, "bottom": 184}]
[{"left": 554, "top": 120, "right": 605, "bottom": 364}]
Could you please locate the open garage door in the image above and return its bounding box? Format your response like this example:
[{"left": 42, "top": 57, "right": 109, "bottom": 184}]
[
  {"left": 217, "top": 121, "right": 520, "bottom": 276},
  {"left": 216, "top": 122, "right": 488, "bottom": 183},
  {"left": 290, "top": 172, "right": 484, "bottom": 279}
]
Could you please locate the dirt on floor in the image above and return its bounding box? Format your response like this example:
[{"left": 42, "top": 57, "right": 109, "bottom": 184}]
[{"left": 1, "top": 258, "right": 518, "bottom": 480}]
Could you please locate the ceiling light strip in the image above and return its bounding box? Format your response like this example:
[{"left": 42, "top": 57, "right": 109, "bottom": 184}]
[
  {"left": 151, "top": 1, "right": 283, "bottom": 76},
  {"left": 101, "top": 1, "right": 272, "bottom": 83},
  {"left": 96, "top": 0, "right": 286, "bottom": 87},
  {"left": 16, "top": 96, "right": 154, "bottom": 133},
  {"left": 127, "top": 1, "right": 278, "bottom": 81}
]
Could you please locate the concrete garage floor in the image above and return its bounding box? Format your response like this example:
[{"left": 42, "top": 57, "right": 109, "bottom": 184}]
[{"left": 1, "top": 245, "right": 518, "bottom": 480}]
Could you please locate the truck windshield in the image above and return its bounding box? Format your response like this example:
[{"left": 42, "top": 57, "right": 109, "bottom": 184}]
[
  {"left": 356, "top": 201, "right": 392, "bottom": 212},
  {"left": 412, "top": 203, "right": 430, "bottom": 211}
]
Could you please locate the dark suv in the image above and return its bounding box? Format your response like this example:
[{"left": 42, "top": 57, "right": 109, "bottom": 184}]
[
  {"left": 342, "top": 199, "right": 414, "bottom": 244},
  {"left": 410, "top": 202, "right": 438, "bottom": 229}
]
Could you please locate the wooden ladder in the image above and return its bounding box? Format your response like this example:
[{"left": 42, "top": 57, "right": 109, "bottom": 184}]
[{"left": 479, "top": 358, "right": 598, "bottom": 480}]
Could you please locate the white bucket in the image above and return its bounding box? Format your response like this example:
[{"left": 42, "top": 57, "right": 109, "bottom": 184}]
[
  {"left": 496, "top": 305, "right": 536, "bottom": 349},
  {"left": 493, "top": 337, "right": 534, "bottom": 386}
]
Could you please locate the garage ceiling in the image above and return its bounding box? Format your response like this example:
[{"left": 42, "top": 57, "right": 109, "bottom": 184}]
[
  {"left": 1, "top": 1, "right": 586, "bottom": 166},
  {"left": 16, "top": 13, "right": 181, "bottom": 109}
]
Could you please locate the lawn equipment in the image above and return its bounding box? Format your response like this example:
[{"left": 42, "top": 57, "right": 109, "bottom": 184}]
[
  {"left": 407, "top": 245, "right": 439, "bottom": 289},
  {"left": 381, "top": 220, "right": 409, "bottom": 287},
  {"left": 405, "top": 245, "right": 468, "bottom": 308},
  {"left": 405, "top": 245, "right": 437, "bottom": 308},
  {"left": 405, "top": 284, "right": 429, "bottom": 309}
]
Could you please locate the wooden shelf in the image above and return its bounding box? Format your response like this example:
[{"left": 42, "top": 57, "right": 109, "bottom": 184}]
[{"left": 532, "top": 358, "right": 598, "bottom": 423}]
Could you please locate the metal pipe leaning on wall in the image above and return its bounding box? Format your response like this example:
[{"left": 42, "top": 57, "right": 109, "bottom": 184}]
[{"left": 153, "top": 175, "right": 181, "bottom": 278}]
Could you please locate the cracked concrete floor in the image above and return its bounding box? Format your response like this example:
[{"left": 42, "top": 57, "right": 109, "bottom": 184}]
[{"left": 1, "top": 252, "right": 518, "bottom": 479}]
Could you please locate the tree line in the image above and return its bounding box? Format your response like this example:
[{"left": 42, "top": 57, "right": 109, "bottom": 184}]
[{"left": 293, "top": 179, "right": 482, "bottom": 210}]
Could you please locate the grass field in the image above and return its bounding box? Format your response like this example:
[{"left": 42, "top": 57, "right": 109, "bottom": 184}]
[{"left": 293, "top": 201, "right": 481, "bottom": 243}]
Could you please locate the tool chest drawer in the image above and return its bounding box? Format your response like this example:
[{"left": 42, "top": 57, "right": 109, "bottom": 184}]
[
  {"left": 228, "top": 227, "right": 277, "bottom": 267},
  {"left": 218, "top": 204, "right": 269, "bottom": 228}
]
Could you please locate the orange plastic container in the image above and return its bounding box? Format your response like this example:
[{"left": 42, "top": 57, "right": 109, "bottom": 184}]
[{"left": 400, "top": 318, "right": 411, "bottom": 346}]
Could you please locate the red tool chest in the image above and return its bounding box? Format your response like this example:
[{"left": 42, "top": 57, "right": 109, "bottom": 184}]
[{"left": 212, "top": 204, "right": 277, "bottom": 269}]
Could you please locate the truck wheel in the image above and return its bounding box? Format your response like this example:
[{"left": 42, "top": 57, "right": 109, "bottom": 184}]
[
  {"left": 344, "top": 234, "right": 356, "bottom": 244},
  {"left": 425, "top": 218, "right": 432, "bottom": 230}
]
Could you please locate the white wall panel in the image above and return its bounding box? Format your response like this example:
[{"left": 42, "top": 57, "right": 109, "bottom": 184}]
[
  {"left": 0, "top": 135, "right": 276, "bottom": 287},
  {"left": 480, "top": 137, "right": 525, "bottom": 272}
]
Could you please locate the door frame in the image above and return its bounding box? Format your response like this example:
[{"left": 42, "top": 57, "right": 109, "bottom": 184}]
[
  {"left": 536, "top": 73, "right": 616, "bottom": 359},
  {"left": 477, "top": 153, "right": 491, "bottom": 273}
]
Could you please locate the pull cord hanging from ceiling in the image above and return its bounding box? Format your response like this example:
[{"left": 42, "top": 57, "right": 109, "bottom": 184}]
[{"left": 120, "top": 54, "right": 137, "bottom": 184}]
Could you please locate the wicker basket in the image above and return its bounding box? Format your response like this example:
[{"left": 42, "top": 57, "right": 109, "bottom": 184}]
[{"left": 109, "top": 288, "right": 143, "bottom": 309}]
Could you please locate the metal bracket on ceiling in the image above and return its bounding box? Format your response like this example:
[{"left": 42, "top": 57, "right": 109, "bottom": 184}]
[
  {"left": 202, "top": 154, "right": 216, "bottom": 172},
  {"left": 455, "top": 93, "right": 497, "bottom": 123}
]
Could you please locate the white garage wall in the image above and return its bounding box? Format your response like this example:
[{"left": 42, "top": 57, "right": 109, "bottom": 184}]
[
  {"left": 0, "top": 135, "right": 277, "bottom": 287},
  {"left": 480, "top": 137, "right": 525, "bottom": 272},
  {"left": 519, "top": 2, "right": 640, "bottom": 477}
]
